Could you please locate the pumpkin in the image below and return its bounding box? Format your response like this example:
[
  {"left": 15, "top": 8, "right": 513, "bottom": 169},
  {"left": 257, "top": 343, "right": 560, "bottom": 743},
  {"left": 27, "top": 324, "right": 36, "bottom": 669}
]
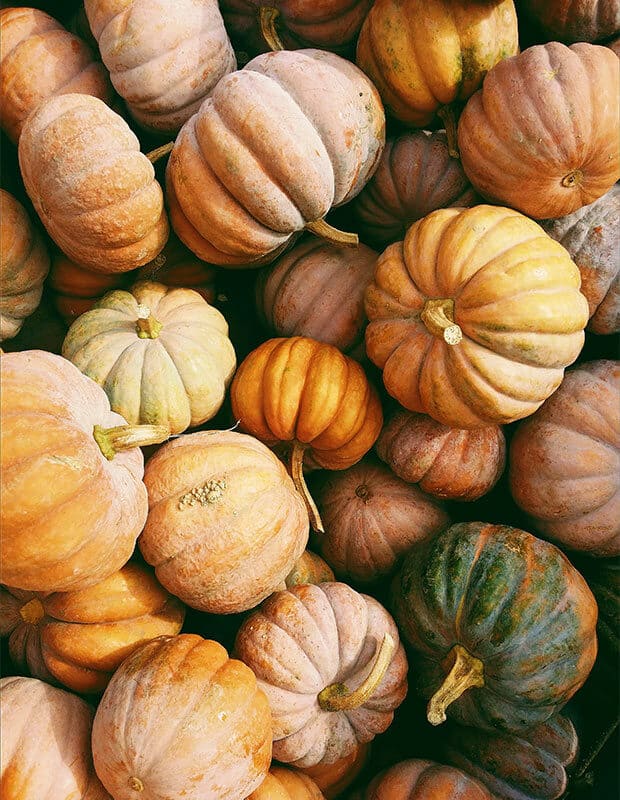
[
  {"left": 0, "top": 676, "right": 111, "bottom": 800},
  {"left": 18, "top": 93, "right": 169, "bottom": 274},
  {"left": 0, "top": 7, "right": 112, "bottom": 142},
  {"left": 0, "top": 562, "right": 185, "bottom": 694},
  {"left": 518, "top": 1, "right": 620, "bottom": 43},
  {"left": 230, "top": 336, "right": 383, "bottom": 531},
  {"left": 0, "top": 188, "right": 50, "bottom": 341},
  {"left": 255, "top": 237, "right": 377, "bottom": 354},
  {"left": 509, "top": 360, "right": 620, "bottom": 557},
  {"left": 84, "top": 0, "right": 236, "bottom": 134},
  {"left": 91, "top": 634, "right": 272, "bottom": 799},
  {"left": 541, "top": 184, "right": 619, "bottom": 335},
  {"left": 392, "top": 521, "right": 598, "bottom": 732},
  {"left": 376, "top": 410, "right": 506, "bottom": 501},
  {"left": 458, "top": 43, "right": 620, "bottom": 219},
  {"left": 442, "top": 713, "right": 579, "bottom": 800},
  {"left": 235, "top": 581, "right": 408, "bottom": 768},
  {"left": 0, "top": 349, "right": 169, "bottom": 592},
  {"left": 0, "top": 293, "right": 66, "bottom": 356},
  {"left": 166, "top": 49, "right": 385, "bottom": 265},
  {"left": 364, "top": 759, "right": 492, "bottom": 799},
  {"left": 247, "top": 766, "right": 324, "bottom": 799},
  {"left": 136, "top": 232, "right": 217, "bottom": 303},
  {"left": 62, "top": 280, "right": 236, "bottom": 435},
  {"left": 301, "top": 742, "right": 370, "bottom": 798},
  {"left": 352, "top": 130, "right": 478, "bottom": 247},
  {"left": 138, "top": 430, "right": 309, "bottom": 613},
  {"left": 285, "top": 550, "right": 335, "bottom": 588},
  {"left": 315, "top": 457, "right": 449, "bottom": 582},
  {"left": 364, "top": 205, "right": 589, "bottom": 428},
  {"left": 49, "top": 254, "right": 130, "bottom": 324}
]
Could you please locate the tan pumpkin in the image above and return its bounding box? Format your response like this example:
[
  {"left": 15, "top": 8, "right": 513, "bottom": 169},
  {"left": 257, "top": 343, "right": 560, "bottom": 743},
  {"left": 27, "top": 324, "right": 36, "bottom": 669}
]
[
  {"left": 0, "top": 7, "right": 112, "bottom": 142},
  {"left": 235, "top": 581, "right": 408, "bottom": 768},
  {"left": 0, "top": 562, "right": 185, "bottom": 694},
  {"left": 166, "top": 49, "right": 385, "bottom": 265},
  {"left": 247, "top": 766, "right": 324, "bottom": 799},
  {"left": 0, "top": 189, "right": 50, "bottom": 341},
  {"left": 92, "top": 634, "right": 272, "bottom": 799},
  {"left": 139, "top": 430, "right": 309, "bottom": 613},
  {"left": 0, "top": 676, "right": 111, "bottom": 800},
  {"left": 364, "top": 759, "right": 492, "bottom": 799},
  {"left": 376, "top": 410, "right": 506, "bottom": 501},
  {"left": 301, "top": 742, "right": 370, "bottom": 798},
  {"left": 364, "top": 205, "right": 589, "bottom": 428},
  {"left": 18, "top": 93, "right": 169, "bottom": 274},
  {"left": 519, "top": 0, "right": 620, "bottom": 43},
  {"left": 458, "top": 43, "right": 620, "bottom": 219},
  {"left": 62, "top": 281, "right": 236, "bottom": 435},
  {"left": 84, "top": 0, "right": 236, "bottom": 134},
  {"left": 48, "top": 253, "right": 130, "bottom": 324}
]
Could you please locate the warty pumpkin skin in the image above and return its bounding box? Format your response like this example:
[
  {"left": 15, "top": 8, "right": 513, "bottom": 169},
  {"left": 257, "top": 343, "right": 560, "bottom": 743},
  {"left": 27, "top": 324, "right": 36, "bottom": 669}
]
[
  {"left": 234, "top": 581, "right": 408, "bottom": 768},
  {"left": 518, "top": 0, "right": 620, "bottom": 43},
  {"left": 391, "top": 521, "right": 598, "bottom": 733},
  {"left": 0, "top": 7, "right": 112, "bottom": 143},
  {"left": 509, "top": 360, "right": 620, "bottom": 557},
  {"left": 18, "top": 93, "right": 169, "bottom": 274},
  {"left": 458, "top": 43, "right": 620, "bottom": 219},
  {"left": 166, "top": 49, "right": 385, "bottom": 265},
  {"left": 84, "top": 0, "right": 236, "bottom": 134},
  {"left": 139, "top": 430, "right": 309, "bottom": 613},
  {"left": 91, "top": 634, "right": 272, "bottom": 800},
  {"left": 247, "top": 766, "right": 324, "bottom": 799},
  {"left": 364, "top": 759, "right": 492, "bottom": 799},
  {"left": 0, "top": 189, "right": 50, "bottom": 341},
  {"left": 364, "top": 205, "right": 589, "bottom": 428},
  {"left": 62, "top": 281, "right": 236, "bottom": 435},
  {"left": 0, "top": 563, "right": 185, "bottom": 694}
]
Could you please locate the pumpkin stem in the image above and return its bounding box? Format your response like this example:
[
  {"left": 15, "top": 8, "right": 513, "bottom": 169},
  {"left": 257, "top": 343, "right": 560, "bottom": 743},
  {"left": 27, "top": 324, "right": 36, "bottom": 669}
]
[
  {"left": 290, "top": 441, "right": 324, "bottom": 533},
  {"left": 20, "top": 598, "right": 45, "bottom": 625},
  {"left": 561, "top": 169, "right": 584, "bottom": 188},
  {"left": 427, "top": 644, "right": 485, "bottom": 726},
  {"left": 437, "top": 105, "right": 460, "bottom": 159},
  {"left": 128, "top": 776, "right": 144, "bottom": 792},
  {"left": 146, "top": 142, "right": 174, "bottom": 163},
  {"left": 93, "top": 424, "right": 170, "bottom": 460},
  {"left": 355, "top": 484, "right": 372, "bottom": 503},
  {"left": 259, "top": 6, "right": 284, "bottom": 51},
  {"left": 421, "top": 298, "right": 462, "bottom": 345},
  {"left": 135, "top": 304, "right": 163, "bottom": 339},
  {"left": 318, "top": 632, "right": 395, "bottom": 712},
  {"left": 306, "top": 219, "right": 359, "bottom": 247}
]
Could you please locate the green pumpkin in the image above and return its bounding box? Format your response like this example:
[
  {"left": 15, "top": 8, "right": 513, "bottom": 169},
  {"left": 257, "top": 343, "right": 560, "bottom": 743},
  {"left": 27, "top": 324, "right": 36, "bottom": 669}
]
[{"left": 392, "top": 522, "right": 598, "bottom": 732}]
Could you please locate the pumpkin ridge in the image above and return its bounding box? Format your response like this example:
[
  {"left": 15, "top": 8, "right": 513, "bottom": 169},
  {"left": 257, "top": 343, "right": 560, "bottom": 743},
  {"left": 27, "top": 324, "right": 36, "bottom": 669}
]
[
  {"left": 256, "top": 612, "right": 327, "bottom": 690},
  {"left": 541, "top": 45, "right": 585, "bottom": 165},
  {"left": 453, "top": 525, "right": 493, "bottom": 640},
  {"left": 55, "top": 164, "right": 156, "bottom": 217},
  {"left": 279, "top": 592, "right": 340, "bottom": 686}
]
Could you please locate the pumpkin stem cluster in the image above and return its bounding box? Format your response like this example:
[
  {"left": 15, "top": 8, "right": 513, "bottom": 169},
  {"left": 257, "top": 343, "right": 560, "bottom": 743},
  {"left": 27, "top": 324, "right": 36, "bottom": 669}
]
[
  {"left": 290, "top": 441, "right": 324, "bottom": 533},
  {"left": 93, "top": 424, "right": 170, "bottom": 460},
  {"left": 427, "top": 644, "right": 485, "bottom": 726}
]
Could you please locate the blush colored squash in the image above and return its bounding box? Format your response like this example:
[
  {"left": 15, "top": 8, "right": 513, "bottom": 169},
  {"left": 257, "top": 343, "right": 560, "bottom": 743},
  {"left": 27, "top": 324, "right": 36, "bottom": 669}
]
[
  {"left": 364, "top": 759, "right": 492, "bottom": 799},
  {"left": 541, "top": 184, "right": 619, "bottom": 335},
  {"left": 235, "top": 581, "right": 408, "bottom": 768},
  {"left": 315, "top": 457, "right": 449, "bottom": 582},
  {"left": 519, "top": 1, "right": 619, "bottom": 43},
  {"left": 0, "top": 7, "right": 112, "bottom": 142},
  {"left": 62, "top": 281, "right": 236, "bottom": 435},
  {"left": 48, "top": 254, "right": 129, "bottom": 324},
  {"left": 0, "top": 676, "right": 111, "bottom": 800},
  {"left": 509, "top": 360, "right": 620, "bottom": 557},
  {"left": 0, "top": 189, "right": 50, "bottom": 341},
  {"left": 92, "top": 634, "right": 272, "bottom": 799},
  {"left": 166, "top": 49, "right": 385, "bottom": 265},
  {"left": 0, "top": 562, "right": 185, "bottom": 693},
  {"left": 364, "top": 205, "right": 589, "bottom": 428},
  {"left": 139, "top": 430, "right": 309, "bottom": 613},
  {"left": 247, "top": 766, "right": 324, "bottom": 799},
  {"left": 352, "top": 131, "right": 478, "bottom": 247},
  {"left": 301, "top": 742, "right": 370, "bottom": 798},
  {"left": 136, "top": 232, "right": 217, "bottom": 303},
  {"left": 255, "top": 237, "right": 377, "bottom": 354},
  {"left": 18, "top": 93, "right": 169, "bottom": 274},
  {"left": 392, "top": 521, "right": 598, "bottom": 733},
  {"left": 376, "top": 410, "right": 506, "bottom": 501},
  {"left": 84, "top": 0, "right": 236, "bottom": 134},
  {"left": 458, "top": 43, "right": 620, "bottom": 219},
  {"left": 0, "top": 349, "right": 169, "bottom": 592}
]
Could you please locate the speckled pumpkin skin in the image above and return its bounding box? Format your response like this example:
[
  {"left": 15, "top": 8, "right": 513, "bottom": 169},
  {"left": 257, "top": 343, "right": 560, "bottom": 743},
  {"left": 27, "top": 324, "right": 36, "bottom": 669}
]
[
  {"left": 364, "top": 759, "right": 492, "bottom": 799},
  {"left": 519, "top": 0, "right": 620, "bottom": 43},
  {"left": 392, "top": 522, "right": 598, "bottom": 732}
]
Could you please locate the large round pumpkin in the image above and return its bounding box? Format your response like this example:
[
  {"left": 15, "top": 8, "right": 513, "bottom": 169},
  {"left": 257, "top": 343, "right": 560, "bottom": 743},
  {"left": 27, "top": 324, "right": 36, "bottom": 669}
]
[
  {"left": 509, "top": 360, "right": 620, "bottom": 557},
  {"left": 0, "top": 189, "right": 50, "bottom": 341},
  {"left": 0, "top": 349, "right": 169, "bottom": 593},
  {"left": 166, "top": 49, "right": 385, "bottom": 265},
  {"left": 364, "top": 205, "right": 589, "bottom": 428},
  {"left": 458, "top": 43, "right": 620, "bottom": 219},
  {"left": 0, "top": 562, "right": 185, "bottom": 694},
  {"left": 0, "top": 7, "right": 112, "bottom": 142},
  {"left": 91, "top": 634, "right": 272, "bottom": 799},
  {"left": 364, "top": 759, "right": 492, "bottom": 799},
  {"left": 48, "top": 254, "right": 130, "bottom": 324},
  {"left": 18, "top": 93, "right": 169, "bottom": 273},
  {"left": 248, "top": 766, "right": 324, "bottom": 799},
  {"left": 392, "top": 521, "right": 598, "bottom": 733},
  {"left": 235, "top": 581, "right": 408, "bottom": 768},
  {"left": 519, "top": 1, "right": 620, "bottom": 43},
  {"left": 84, "top": 0, "right": 236, "bottom": 134}
]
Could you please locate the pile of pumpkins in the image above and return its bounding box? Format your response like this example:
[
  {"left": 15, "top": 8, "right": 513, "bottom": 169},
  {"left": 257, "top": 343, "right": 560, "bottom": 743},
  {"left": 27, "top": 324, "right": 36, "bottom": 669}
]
[{"left": 0, "top": 0, "right": 618, "bottom": 798}]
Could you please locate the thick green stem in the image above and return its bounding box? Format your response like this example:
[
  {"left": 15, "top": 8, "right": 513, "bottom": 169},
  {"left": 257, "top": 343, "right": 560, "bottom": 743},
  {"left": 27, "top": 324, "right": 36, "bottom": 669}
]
[
  {"left": 306, "top": 219, "right": 359, "bottom": 247},
  {"left": 290, "top": 441, "right": 324, "bottom": 533},
  {"left": 421, "top": 298, "right": 462, "bottom": 345},
  {"left": 93, "top": 424, "right": 170, "bottom": 460},
  {"left": 259, "top": 6, "right": 284, "bottom": 51},
  {"left": 427, "top": 644, "right": 485, "bottom": 726}
]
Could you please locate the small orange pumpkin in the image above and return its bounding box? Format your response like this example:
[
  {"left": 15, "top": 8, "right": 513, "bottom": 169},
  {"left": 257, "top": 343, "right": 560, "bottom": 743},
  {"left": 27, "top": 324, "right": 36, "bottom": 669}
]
[
  {"left": 48, "top": 254, "right": 129, "bottom": 324},
  {"left": 301, "top": 742, "right": 370, "bottom": 797},
  {"left": 285, "top": 550, "right": 335, "bottom": 588},
  {"left": 248, "top": 766, "right": 324, "bottom": 799}
]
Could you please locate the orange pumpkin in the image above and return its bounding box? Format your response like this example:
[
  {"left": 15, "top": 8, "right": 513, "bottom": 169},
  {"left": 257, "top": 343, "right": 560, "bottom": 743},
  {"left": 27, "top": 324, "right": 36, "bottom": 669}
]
[
  {"left": 364, "top": 205, "right": 589, "bottom": 428},
  {"left": 301, "top": 742, "right": 370, "bottom": 798},
  {"left": 0, "top": 562, "right": 185, "bottom": 693},
  {"left": 0, "top": 7, "right": 112, "bottom": 142},
  {"left": 0, "top": 188, "right": 50, "bottom": 341},
  {"left": 136, "top": 232, "right": 218, "bottom": 303},
  {"left": 248, "top": 766, "right": 324, "bottom": 799},
  {"left": 48, "top": 254, "right": 130, "bottom": 324},
  {"left": 364, "top": 759, "right": 492, "bottom": 799},
  {"left": 284, "top": 550, "right": 335, "bottom": 588}
]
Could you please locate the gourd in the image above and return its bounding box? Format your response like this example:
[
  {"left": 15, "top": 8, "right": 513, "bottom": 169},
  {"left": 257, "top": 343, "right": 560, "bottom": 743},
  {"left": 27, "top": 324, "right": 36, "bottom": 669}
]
[
  {"left": 247, "top": 766, "right": 324, "bottom": 799},
  {"left": 518, "top": 1, "right": 620, "bottom": 43},
  {"left": 363, "top": 759, "right": 492, "bottom": 799}
]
